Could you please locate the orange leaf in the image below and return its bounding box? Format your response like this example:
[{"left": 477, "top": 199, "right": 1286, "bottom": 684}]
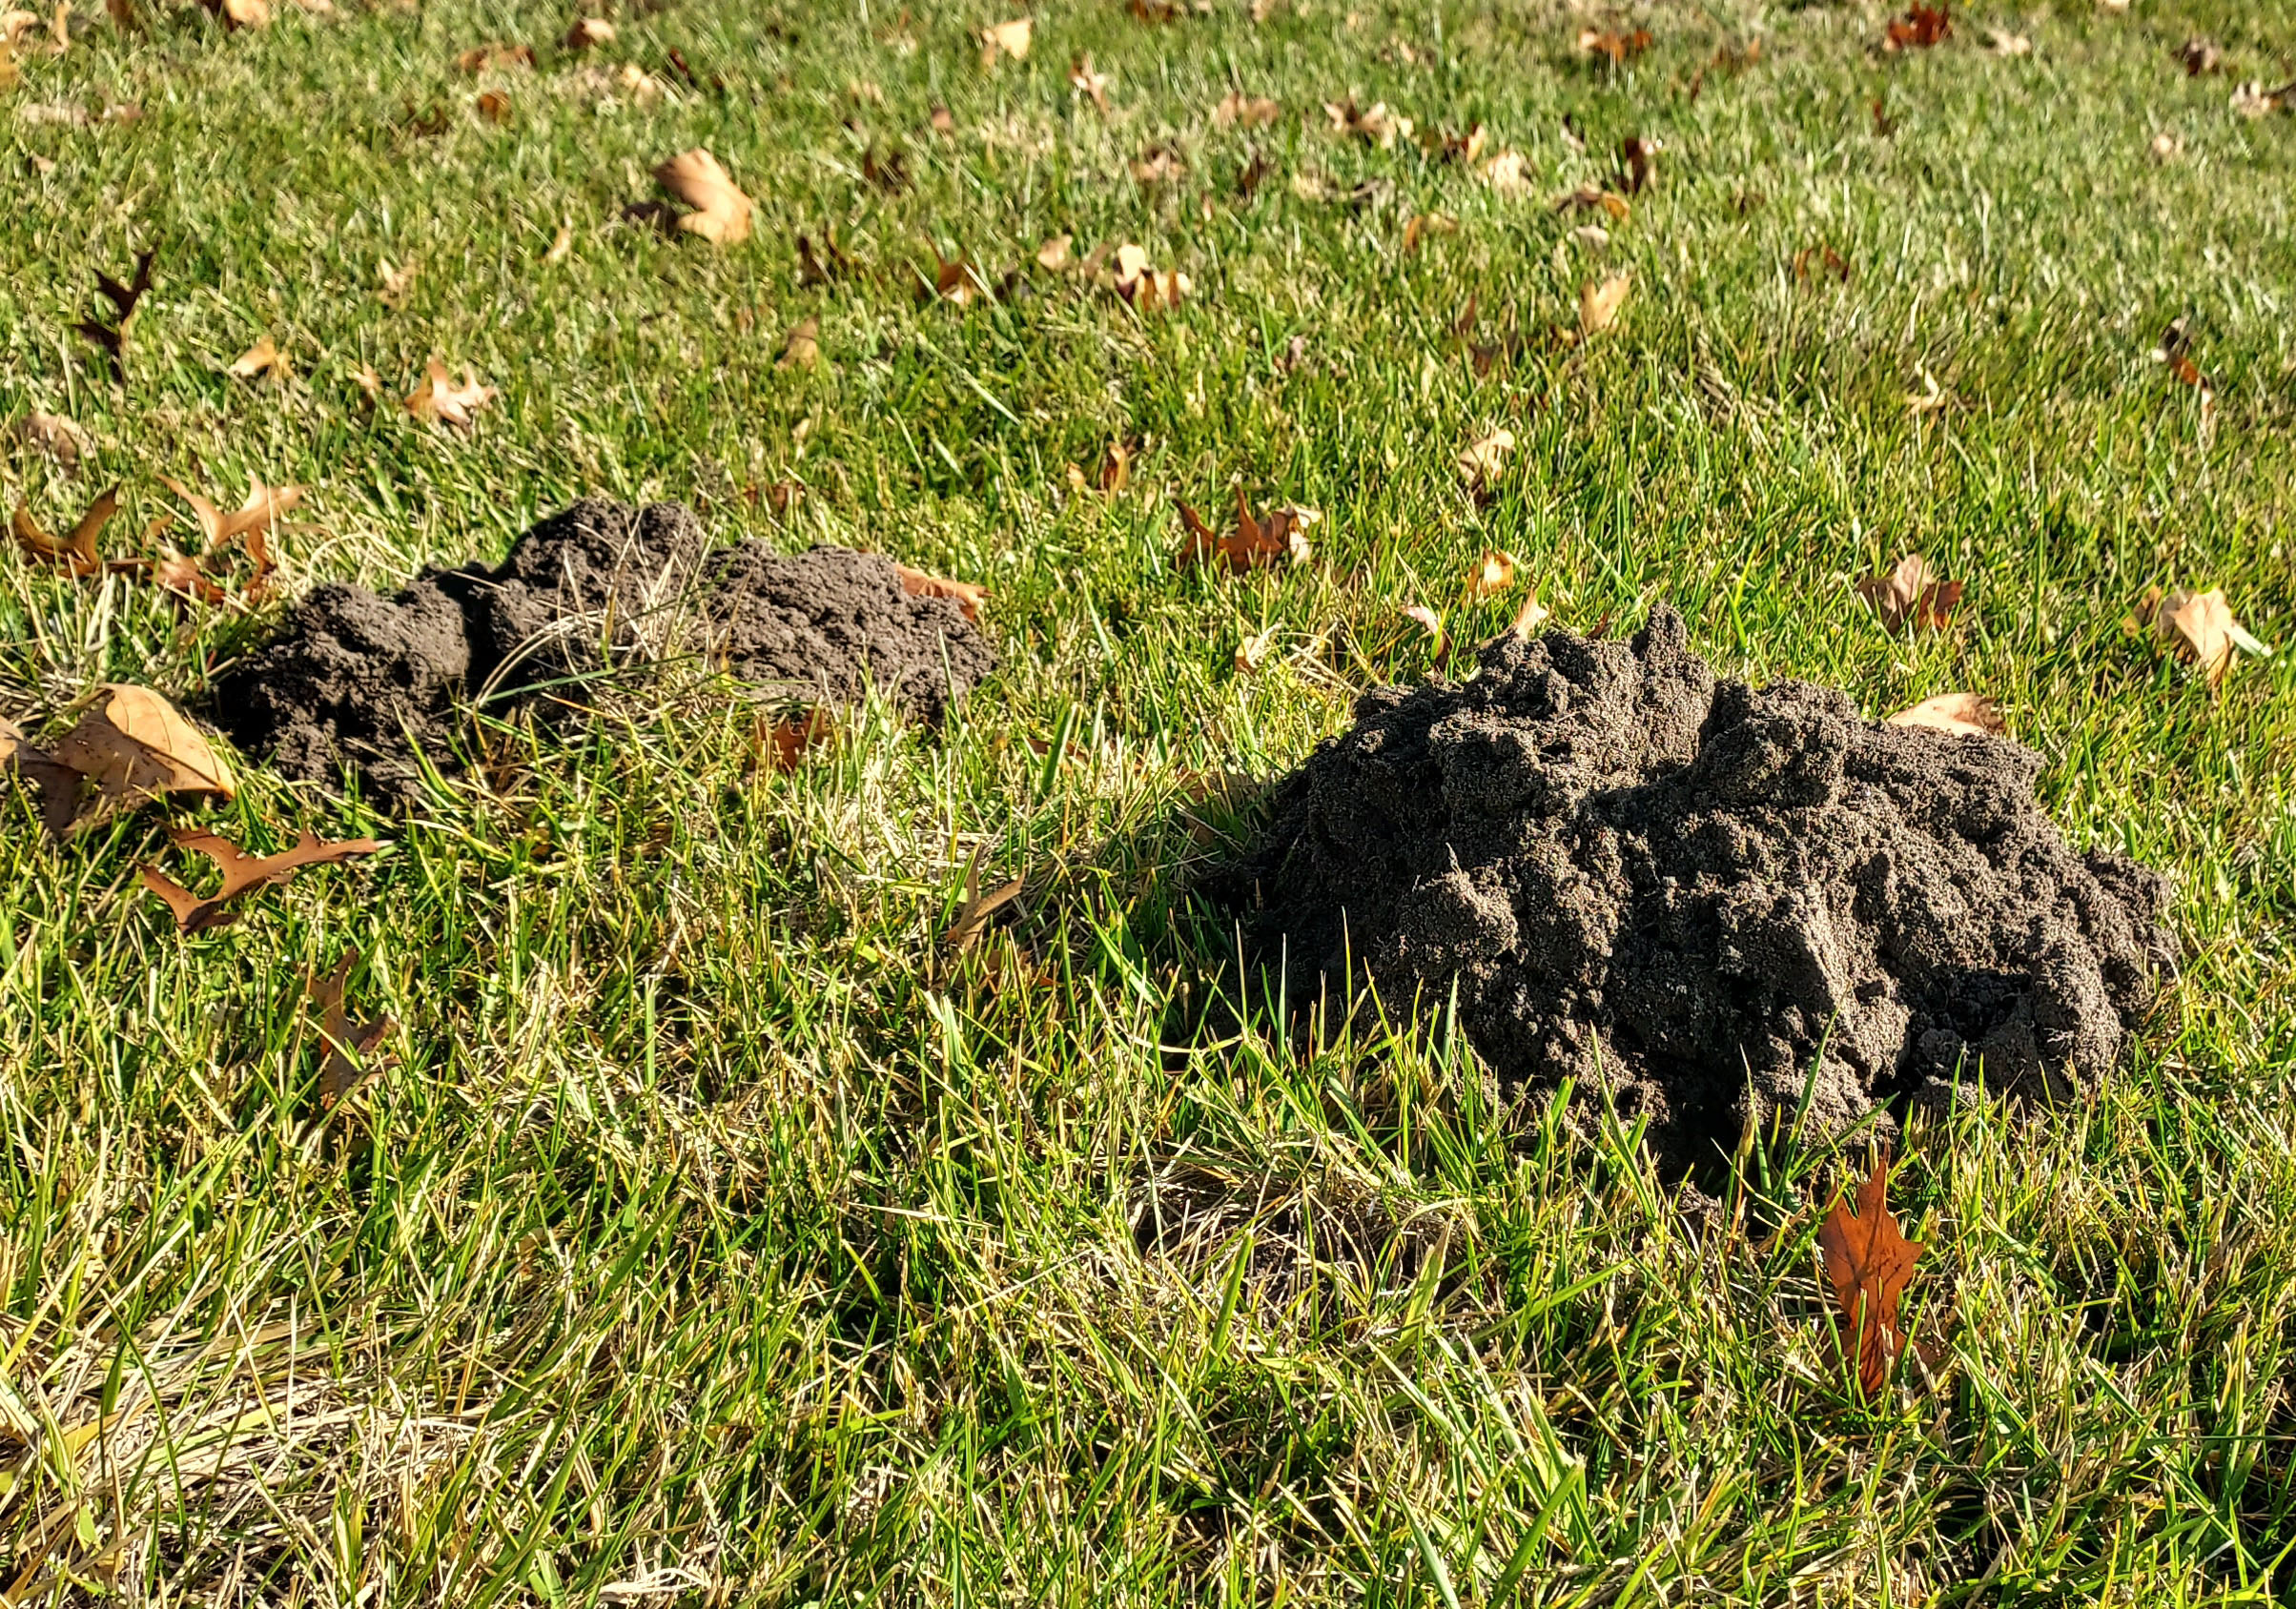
[
  {"left": 1815, "top": 1154, "right": 1925, "bottom": 1396},
  {"left": 1175, "top": 486, "right": 1315, "bottom": 573}
]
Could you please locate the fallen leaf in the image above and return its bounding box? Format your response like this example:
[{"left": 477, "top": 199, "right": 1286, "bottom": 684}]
[
  {"left": 227, "top": 335, "right": 287, "bottom": 379},
  {"left": 456, "top": 40, "right": 532, "bottom": 71},
  {"left": 544, "top": 221, "right": 573, "bottom": 262},
  {"left": 140, "top": 825, "right": 381, "bottom": 934},
  {"left": 775, "top": 316, "right": 820, "bottom": 371},
  {"left": 1130, "top": 142, "right": 1185, "bottom": 184},
  {"left": 0, "top": 43, "right": 17, "bottom": 89},
  {"left": 73, "top": 250, "right": 154, "bottom": 384},
  {"left": 1213, "top": 90, "right": 1280, "bottom": 128},
  {"left": 563, "top": 14, "right": 612, "bottom": 49},
  {"left": 0, "top": 716, "right": 83, "bottom": 839},
  {"left": 1035, "top": 233, "right": 1073, "bottom": 271},
  {"left": 896, "top": 562, "right": 989, "bottom": 622},
  {"left": 1471, "top": 550, "right": 1518, "bottom": 598},
  {"left": 51, "top": 684, "right": 235, "bottom": 812},
  {"left": 1887, "top": 692, "right": 2004, "bottom": 738},
  {"left": 1858, "top": 553, "right": 1963, "bottom": 633},
  {"left": 2177, "top": 35, "right": 2219, "bottom": 75},
  {"left": 13, "top": 411, "right": 90, "bottom": 466},
  {"left": 1175, "top": 486, "right": 1315, "bottom": 572},
  {"left": 1815, "top": 1154, "right": 1924, "bottom": 1396},
  {"left": 847, "top": 77, "right": 883, "bottom": 104},
  {"left": 1986, "top": 27, "right": 2030, "bottom": 55},
  {"left": 1884, "top": 3, "right": 1950, "bottom": 51},
  {"left": 1112, "top": 242, "right": 1192, "bottom": 313},
  {"left": 1575, "top": 25, "right": 1650, "bottom": 64},
  {"left": 1553, "top": 182, "right": 1630, "bottom": 220},
  {"left": 946, "top": 847, "right": 1023, "bottom": 951},
  {"left": 1579, "top": 272, "right": 1631, "bottom": 336},
  {"left": 311, "top": 949, "right": 393, "bottom": 1109},
  {"left": 1457, "top": 427, "right": 1515, "bottom": 487},
  {"left": 1322, "top": 96, "right": 1410, "bottom": 149},
  {"left": 161, "top": 474, "right": 300, "bottom": 577},
  {"left": 1069, "top": 52, "right": 1109, "bottom": 111},
  {"left": 1481, "top": 149, "right": 1533, "bottom": 198},
  {"left": 1402, "top": 212, "right": 1457, "bottom": 252},
  {"left": 2141, "top": 586, "right": 2269, "bottom": 687},
  {"left": 757, "top": 707, "right": 832, "bottom": 771},
  {"left": 980, "top": 15, "right": 1031, "bottom": 63},
  {"left": 477, "top": 89, "right": 511, "bottom": 122},
  {"left": 930, "top": 104, "right": 955, "bottom": 135},
  {"left": 1507, "top": 591, "right": 1550, "bottom": 636},
  {"left": 922, "top": 249, "right": 989, "bottom": 305},
  {"left": 796, "top": 231, "right": 855, "bottom": 287},
  {"left": 1794, "top": 242, "right": 1852, "bottom": 284},
  {"left": 2229, "top": 81, "right": 2283, "bottom": 117},
  {"left": 1404, "top": 603, "right": 1447, "bottom": 657},
  {"left": 655, "top": 148, "right": 754, "bottom": 245},
  {"left": 200, "top": 0, "right": 267, "bottom": 27},
  {"left": 377, "top": 258, "right": 417, "bottom": 308},
  {"left": 1617, "top": 134, "right": 1658, "bottom": 194},
  {"left": 403, "top": 358, "right": 496, "bottom": 430},
  {"left": 11, "top": 485, "right": 118, "bottom": 577}
]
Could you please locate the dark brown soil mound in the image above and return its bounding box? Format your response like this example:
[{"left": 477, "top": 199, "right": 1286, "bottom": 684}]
[
  {"left": 1222, "top": 607, "right": 2172, "bottom": 1169},
  {"left": 210, "top": 499, "right": 994, "bottom": 810}
]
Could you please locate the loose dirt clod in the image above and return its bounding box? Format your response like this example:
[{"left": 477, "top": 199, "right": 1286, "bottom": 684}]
[
  {"left": 211, "top": 499, "right": 993, "bottom": 809},
  {"left": 1222, "top": 607, "right": 2171, "bottom": 1170}
]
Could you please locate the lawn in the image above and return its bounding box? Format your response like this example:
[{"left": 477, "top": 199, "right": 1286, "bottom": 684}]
[{"left": 3, "top": 0, "right": 2295, "bottom": 1600}]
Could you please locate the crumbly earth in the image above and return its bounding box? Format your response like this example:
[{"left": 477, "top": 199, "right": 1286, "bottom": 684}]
[
  {"left": 210, "top": 499, "right": 994, "bottom": 810},
  {"left": 1224, "top": 607, "right": 2173, "bottom": 1169}
]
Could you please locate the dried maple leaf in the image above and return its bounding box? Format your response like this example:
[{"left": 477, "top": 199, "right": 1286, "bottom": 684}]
[
  {"left": 51, "top": 683, "right": 235, "bottom": 817},
  {"left": 1458, "top": 427, "right": 1515, "bottom": 487},
  {"left": 1859, "top": 554, "right": 1963, "bottom": 633},
  {"left": 1884, "top": 3, "right": 1950, "bottom": 51},
  {"left": 895, "top": 562, "right": 989, "bottom": 622},
  {"left": 140, "top": 825, "right": 381, "bottom": 934},
  {"left": 311, "top": 948, "right": 393, "bottom": 1109},
  {"left": 655, "top": 148, "right": 754, "bottom": 245},
  {"left": 1213, "top": 90, "right": 1280, "bottom": 128},
  {"left": 1886, "top": 692, "right": 2004, "bottom": 738},
  {"left": 11, "top": 485, "right": 118, "bottom": 577},
  {"left": 404, "top": 358, "right": 496, "bottom": 430},
  {"left": 1175, "top": 487, "right": 1315, "bottom": 572},
  {"left": 979, "top": 16, "right": 1030, "bottom": 63},
  {"left": 74, "top": 249, "right": 153, "bottom": 383},
  {"left": 1579, "top": 272, "right": 1631, "bottom": 336},
  {"left": 946, "top": 848, "right": 1024, "bottom": 952},
  {"left": 1815, "top": 1154, "right": 1925, "bottom": 1396}
]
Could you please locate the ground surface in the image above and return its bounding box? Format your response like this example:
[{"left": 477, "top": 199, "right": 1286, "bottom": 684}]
[{"left": 3, "top": 0, "right": 2294, "bottom": 1601}]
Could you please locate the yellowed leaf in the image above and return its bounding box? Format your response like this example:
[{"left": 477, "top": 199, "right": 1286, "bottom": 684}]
[
  {"left": 654, "top": 148, "right": 754, "bottom": 245},
  {"left": 1579, "top": 272, "right": 1631, "bottom": 336},
  {"left": 2147, "top": 586, "right": 2269, "bottom": 686},
  {"left": 227, "top": 335, "right": 285, "bottom": 379},
  {"left": 1458, "top": 427, "right": 1515, "bottom": 487},
  {"left": 980, "top": 15, "right": 1031, "bottom": 62},
  {"left": 1471, "top": 549, "right": 1518, "bottom": 598},
  {"left": 1886, "top": 692, "right": 2004, "bottom": 739}
]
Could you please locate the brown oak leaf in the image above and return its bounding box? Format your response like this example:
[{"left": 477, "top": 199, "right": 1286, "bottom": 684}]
[
  {"left": 141, "top": 826, "right": 381, "bottom": 933},
  {"left": 1815, "top": 1154, "right": 1925, "bottom": 1396}
]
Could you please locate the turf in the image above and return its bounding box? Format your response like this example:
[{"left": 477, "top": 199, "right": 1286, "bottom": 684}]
[{"left": 3, "top": 0, "right": 2295, "bottom": 1600}]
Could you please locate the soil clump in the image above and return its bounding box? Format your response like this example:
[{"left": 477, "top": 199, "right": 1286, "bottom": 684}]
[
  {"left": 211, "top": 499, "right": 993, "bottom": 810},
  {"left": 1222, "top": 607, "right": 2171, "bottom": 1169}
]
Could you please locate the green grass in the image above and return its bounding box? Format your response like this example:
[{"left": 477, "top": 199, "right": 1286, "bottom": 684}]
[{"left": 4, "top": 0, "right": 2296, "bottom": 1599}]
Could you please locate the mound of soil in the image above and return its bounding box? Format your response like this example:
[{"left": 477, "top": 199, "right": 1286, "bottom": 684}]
[
  {"left": 211, "top": 499, "right": 994, "bottom": 810},
  {"left": 1224, "top": 607, "right": 2172, "bottom": 1169}
]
